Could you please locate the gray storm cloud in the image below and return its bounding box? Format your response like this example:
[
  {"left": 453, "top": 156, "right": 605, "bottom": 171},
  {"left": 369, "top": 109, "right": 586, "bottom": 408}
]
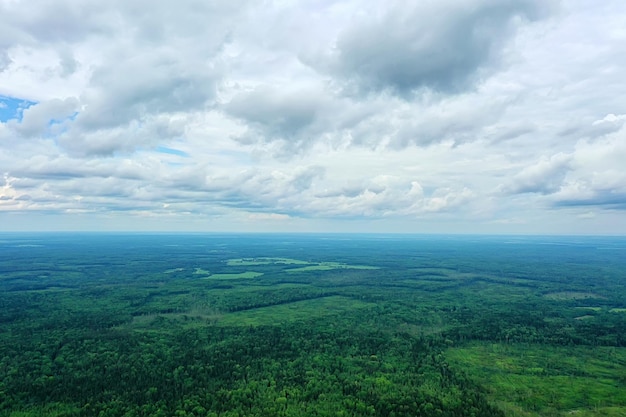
[{"left": 309, "top": 0, "right": 554, "bottom": 95}]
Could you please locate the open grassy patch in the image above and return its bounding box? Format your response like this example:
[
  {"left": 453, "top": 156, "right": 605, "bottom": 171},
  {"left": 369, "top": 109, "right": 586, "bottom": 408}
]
[
  {"left": 286, "top": 262, "right": 379, "bottom": 273},
  {"left": 226, "top": 257, "right": 310, "bottom": 266},
  {"left": 205, "top": 271, "right": 263, "bottom": 280},
  {"left": 284, "top": 264, "right": 338, "bottom": 272},
  {"left": 609, "top": 308, "right": 626, "bottom": 313},
  {"left": 575, "top": 307, "right": 603, "bottom": 312},
  {"left": 446, "top": 343, "right": 626, "bottom": 417},
  {"left": 544, "top": 292, "right": 607, "bottom": 301},
  {"left": 225, "top": 257, "right": 378, "bottom": 273},
  {"left": 217, "top": 295, "right": 375, "bottom": 326},
  {"left": 122, "top": 310, "right": 223, "bottom": 332},
  {"left": 228, "top": 282, "right": 312, "bottom": 291},
  {"left": 193, "top": 267, "right": 211, "bottom": 276}
]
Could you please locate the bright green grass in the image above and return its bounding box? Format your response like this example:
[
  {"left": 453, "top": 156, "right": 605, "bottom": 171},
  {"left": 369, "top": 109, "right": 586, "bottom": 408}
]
[
  {"left": 217, "top": 295, "right": 375, "bottom": 326},
  {"left": 409, "top": 268, "right": 541, "bottom": 287},
  {"left": 226, "top": 257, "right": 310, "bottom": 266},
  {"left": 409, "top": 268, "right": 475, "bottom": 280},
  {"left": 575, "top": 307, "right": 603, "bottom": 312},
  {"left": 205, "top": 271, "right": 263, "bottom": 279},
  {"left": 193, "top": 268, "right": 211, "bottom": 275},
  {"left": 544, "top": 292, "right": 606, "bottom": 300},
  {"left": 609, "top": 308, "right": 626, "bottom": 313},
  {"left": 228, "top": 283, "right": 312, "bottom": 291},
  {"left": 286, "top": 262, "right": 379, "bottom": 273},
  {"left": 285, "top": 265, "right": 338, "bottom": 272},
  {"left": 226, "top": 257, "right": 379, "bottom": 272},
  {"left": 124, "top": 312, "right": 217, "bottom": 329},
  {"left": 446, "top": 343, "right": 626, "bottom": 417}
]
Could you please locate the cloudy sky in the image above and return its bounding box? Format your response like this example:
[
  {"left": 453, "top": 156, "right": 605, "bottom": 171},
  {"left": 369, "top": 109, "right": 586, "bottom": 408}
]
[{"left": 1, "top": 0, "right": 625, "bottom": 234}]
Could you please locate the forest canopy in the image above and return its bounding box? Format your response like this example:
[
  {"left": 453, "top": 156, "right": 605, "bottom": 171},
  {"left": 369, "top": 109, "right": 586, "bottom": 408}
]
[{"left": 1, "top": 233, "right": 625, "bottom": 417}]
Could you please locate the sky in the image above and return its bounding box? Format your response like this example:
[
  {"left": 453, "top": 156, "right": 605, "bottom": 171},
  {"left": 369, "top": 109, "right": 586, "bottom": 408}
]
[{"left": 0, "top": 0, "right": 625, "bottom": 234}]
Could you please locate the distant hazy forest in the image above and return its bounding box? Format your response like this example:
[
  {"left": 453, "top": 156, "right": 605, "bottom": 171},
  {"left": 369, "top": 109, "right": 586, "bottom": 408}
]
[{"left": 1, "top": 234, "right": 625, "bottom": 417}]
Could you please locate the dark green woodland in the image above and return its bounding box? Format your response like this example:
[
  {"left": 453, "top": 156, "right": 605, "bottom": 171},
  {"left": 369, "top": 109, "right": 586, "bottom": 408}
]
[{"left": 1, "top": 234, "right": 625, "bottom": 417}]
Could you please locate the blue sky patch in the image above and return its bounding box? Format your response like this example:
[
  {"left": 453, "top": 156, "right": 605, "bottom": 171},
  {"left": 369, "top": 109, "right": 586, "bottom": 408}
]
[
  {"left": 49, "top": 111, "right": 79, "bottom": 125},
  {"left": 0, "top": 96, "right": 37, "bottom": 123},
  {"left": 155, "top": 146, "right": 190, "bottom": 157}
]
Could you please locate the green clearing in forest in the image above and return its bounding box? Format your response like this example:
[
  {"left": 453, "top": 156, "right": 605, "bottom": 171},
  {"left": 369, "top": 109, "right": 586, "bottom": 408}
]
[
  {"left": 123, "top": 311, "right": 223, "bottom": 331},
  {"left": 217, "top": 295, "right": 375, "bottom": 326},
  {"left": 446, "top": 343, "right": 626, "bottom": 417},
  {"left": 205, "top": 271, "right": 264, "bottom": 279},
  {"left": 285, "top": 262, "right": 379, "bottom": 273},
  {"left": 164, "top": 267, "right": 184, "bottom": 273},
  {"left": 575, "top": 306, "right": 603, "bottom": 312},
  {"left": 229, "top": 282, "right": 312, "bottom": 291},
  {"left": 226, "top": 257, "right": 310, "bottom": 266},
  {"left": 226, "top": 257, "right": 379, "bottom": 272},
  {"left": 544, "top": 292, "right": 607, "bottom": 300}
]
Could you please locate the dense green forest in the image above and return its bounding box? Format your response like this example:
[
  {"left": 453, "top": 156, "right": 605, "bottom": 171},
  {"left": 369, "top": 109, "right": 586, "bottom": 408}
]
[{"left": 1, "top": 234, "right": 625, "bottom": 417}]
